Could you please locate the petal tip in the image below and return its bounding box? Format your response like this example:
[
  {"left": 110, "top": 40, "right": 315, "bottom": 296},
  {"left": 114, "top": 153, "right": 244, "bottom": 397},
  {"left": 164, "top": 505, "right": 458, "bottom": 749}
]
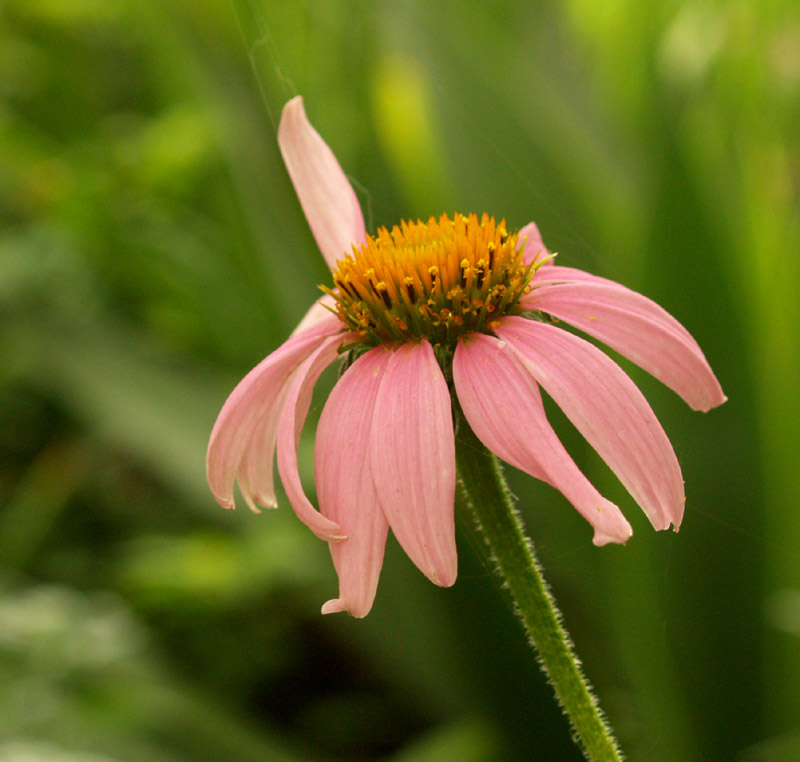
[
  {"left": 321, "top": 598, "right": 345, "bottom": 615},
  {"left": 592, "top": 524, "right": 634, "bottom": 547},
  {"left": 278, "top": 95, "right": 305, "bottom": 130},
  {"left": 241, "top": 493, "right": 264, "bottom": 514},
  {"left": 321, "top": 597, "right": 370, "bottom": 618},
  {"left": 651, "top": 514, "right": 679, "bottom": 532},
  {"left": 430, "top": 564, "right": 458, "bottom": 588},
  {"left": 590, "top": 502, "right": 633, "bottom": 546},
  {"left": 693, "top": 389, "right": 727, "bottom": 412},
  {"left": 212, "top": 493, "right": 235, "bottom": 511},
  {"left": 310, "top": 526, "right": 347, "bottom": 543}
]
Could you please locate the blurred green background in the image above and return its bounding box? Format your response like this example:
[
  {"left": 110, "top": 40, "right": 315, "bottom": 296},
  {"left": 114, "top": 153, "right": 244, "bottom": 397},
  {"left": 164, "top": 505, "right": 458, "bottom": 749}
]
[{"left": 1, "top": 0, "right": 798, "bottom": 760}]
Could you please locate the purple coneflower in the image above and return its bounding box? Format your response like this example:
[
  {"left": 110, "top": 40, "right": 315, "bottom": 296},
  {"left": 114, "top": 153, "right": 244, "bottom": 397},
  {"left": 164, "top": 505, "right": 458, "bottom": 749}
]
[{"left": 207, "top": 96, "right": 726, "bottom": 617}]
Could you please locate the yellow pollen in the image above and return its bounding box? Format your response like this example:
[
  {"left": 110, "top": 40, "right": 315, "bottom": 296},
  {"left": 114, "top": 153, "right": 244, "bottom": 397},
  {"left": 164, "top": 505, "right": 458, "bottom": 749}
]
[{"left": 322, "top": 213, "right": 540, "bottom": 347}]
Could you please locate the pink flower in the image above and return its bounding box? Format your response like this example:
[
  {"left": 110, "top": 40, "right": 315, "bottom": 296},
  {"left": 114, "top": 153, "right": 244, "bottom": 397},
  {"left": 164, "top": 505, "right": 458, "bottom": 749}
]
[{"left": 207, "top": 96, "right": 726, "bottom": 618}]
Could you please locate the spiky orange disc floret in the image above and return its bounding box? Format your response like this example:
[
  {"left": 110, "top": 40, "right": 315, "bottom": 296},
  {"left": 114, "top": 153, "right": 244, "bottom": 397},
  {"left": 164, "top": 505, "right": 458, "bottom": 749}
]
[{"left": 322, "top": 213, "right": 540, "bottom": 347}]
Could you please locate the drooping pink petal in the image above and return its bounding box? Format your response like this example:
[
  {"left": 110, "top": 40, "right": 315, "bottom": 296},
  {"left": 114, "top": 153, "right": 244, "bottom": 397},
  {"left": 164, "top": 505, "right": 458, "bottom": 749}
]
[
  {"left": 206, "top": 316, "right": 342, "bottom": 511},
  {"left": 316, "top": 348, "right": 391, "bottom": 617},
  {"left": 370, "top": 341, "right": 457, "bottom": 587},
  {"left": 276, "top": 333, "right": 358, "bottom": 541},
  {"left": 495, "top": 317, "right": 685, "bottom": 531},
  {"left": 453, "top": 334, "right": 632, "bottom": 545},
  {"left": 517, "top": 221, "right": 550, "bottom": 266},
  {"left": 524, "top": 279, "right": 726, "bottom": 411},
  {"left": 278, "top": 96, "right": 366, "bottom": 270},
  {"left": 235, "top": 384, "right": 290, "bottom": 512},
  {"left": 528, "top": 265, "right": 696, "bottom": 343}
]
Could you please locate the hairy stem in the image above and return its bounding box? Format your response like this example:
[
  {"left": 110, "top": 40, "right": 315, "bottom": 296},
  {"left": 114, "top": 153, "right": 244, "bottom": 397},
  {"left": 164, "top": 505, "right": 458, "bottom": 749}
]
[{"left": 454, "top": 407, "right": 624, "bottom": 762}]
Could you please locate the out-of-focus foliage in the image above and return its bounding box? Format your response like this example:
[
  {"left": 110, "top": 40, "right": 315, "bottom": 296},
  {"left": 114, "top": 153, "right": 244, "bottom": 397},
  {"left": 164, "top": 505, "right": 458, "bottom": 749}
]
[{"left": 1, "top": 0, "right": 798, "bottom": 760}]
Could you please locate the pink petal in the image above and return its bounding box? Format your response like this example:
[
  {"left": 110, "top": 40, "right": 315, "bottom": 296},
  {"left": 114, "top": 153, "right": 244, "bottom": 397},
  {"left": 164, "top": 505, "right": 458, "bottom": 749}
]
[
  {"left": 276, "top": 333, "right": 358, "bottom": 541},
  {"left": 235, "top": 386, "right": 289, "bottom": 512},
  {"left": 495, "top": 317, "right": 685, "bottom": 531},
  {"left": 206, "top": 316, "right": 341, "bottom": 511},
  {"left": 453, "top": 334, "right": 632, "bottom": 545},
  {"left": 278, "top": 96, "right": 367, "bottom": 270},
  {"left": 529, "top": 265, "right": 695, "bottom": 342},
  {"left": 517, "top": 221, "right": 551, "bottom": 266},
  {"left": 370, "top": 341, "right": 457, "bottom": 587},
  {"left": 316, "top": 349, "right": 391, "bottom": 617},
  {"left": 525, "top": 278, "right": 726, "bottom": 411}
]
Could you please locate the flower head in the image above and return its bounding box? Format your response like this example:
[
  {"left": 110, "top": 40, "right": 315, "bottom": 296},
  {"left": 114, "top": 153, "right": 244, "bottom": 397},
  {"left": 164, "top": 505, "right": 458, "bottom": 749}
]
[{"left": 207, "top": 96, "right": 726, "bottom": 617}]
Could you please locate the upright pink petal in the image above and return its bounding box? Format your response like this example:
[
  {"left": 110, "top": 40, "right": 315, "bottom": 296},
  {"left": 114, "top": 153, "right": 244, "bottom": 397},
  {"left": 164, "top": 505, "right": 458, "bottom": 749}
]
[
  {"left": 517, "top": 221, "right": 550, "bottom": 266},
  {"left": 278, "top": 96, "right": 367, "bottom": 269},
  {"left": 370, "top": 341, "right": 457, "bottom": 587},
  {"left": 495, "top": 317, "right": 685, "bottom": 531},
  {"left": 276, "top": 333, "right": 357, "bottom": 541},
  {"left": 453, "top": 334, "right": 632, "bottom": 545},
  {"left": 206, "top": 316, "right": 341, "bottom": 511},
  {"left": 526, "top": 279, "right": 726, "bottom": 411},
  {"left": 316, "top": 349, "right": 391, "bottom": 617}
]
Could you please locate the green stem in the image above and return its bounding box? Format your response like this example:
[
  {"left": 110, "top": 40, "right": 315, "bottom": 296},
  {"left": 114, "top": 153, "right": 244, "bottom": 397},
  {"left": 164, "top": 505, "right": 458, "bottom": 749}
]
[{"left": 454, "top": 408, "right": 624, "bottom": 762}]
